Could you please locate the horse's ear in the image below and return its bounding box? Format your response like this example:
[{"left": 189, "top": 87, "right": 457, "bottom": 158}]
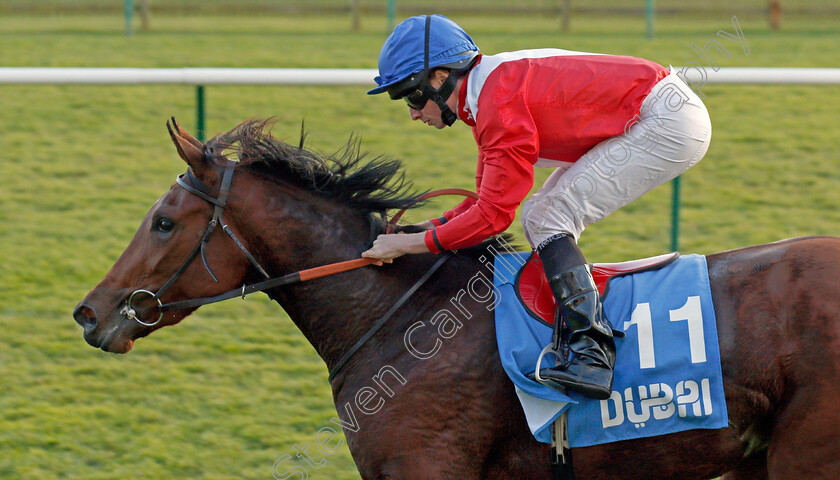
[
  {"left": 166, "top": 119, "right": 207, "bottom": 172},
  {"left": 170, "top": 117, "right": 204, "bottom": 151}
]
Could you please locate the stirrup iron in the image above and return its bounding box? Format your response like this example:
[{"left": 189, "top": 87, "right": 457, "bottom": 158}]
[{"left": 533, "top": 343, "right": 568, "bottom": 386}]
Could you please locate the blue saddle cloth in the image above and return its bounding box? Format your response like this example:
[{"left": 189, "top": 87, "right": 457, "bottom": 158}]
[{"left": 493, "top": 253, "right": 728, "bottom": 448}]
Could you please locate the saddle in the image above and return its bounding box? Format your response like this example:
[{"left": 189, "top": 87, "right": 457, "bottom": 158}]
[{"left": 514, "top": 251, "right": 680, "bottom": 325}]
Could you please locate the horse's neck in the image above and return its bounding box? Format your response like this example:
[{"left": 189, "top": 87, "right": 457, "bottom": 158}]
[
  {"left": 265, "top": 259, "right": 427, "bottom": 370},
  {"left": 235, "top": 180, "right": 480, "bottom": 378},
  {"left": 240, "top": 189, "right": 406, "bottom": 368}
]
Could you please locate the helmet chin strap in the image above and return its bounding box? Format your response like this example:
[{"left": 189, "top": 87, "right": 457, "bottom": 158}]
[
  {"left": 429, "top": 72, "right": 459, "bottom": 126},
  {"left": 439, "top": 105, "right": 458, "bottom": 127},
  {"left": 419, "top": 14, "right": 458, "bottom": 127}
]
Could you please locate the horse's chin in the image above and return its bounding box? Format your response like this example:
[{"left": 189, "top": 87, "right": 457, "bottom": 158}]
[
  {"left": 83, "top": 324, "right": 136, "bottom": 354},
  {"left": 102, "top": 337, "right": 135, "bottom": 354}
]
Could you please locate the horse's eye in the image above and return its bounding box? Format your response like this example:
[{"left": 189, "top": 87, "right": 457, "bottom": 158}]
[{"left": 154, "top": 217, "right": 175, "bottom": 234}]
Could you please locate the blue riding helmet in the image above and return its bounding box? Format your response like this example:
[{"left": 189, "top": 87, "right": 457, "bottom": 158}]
[{"left": 367, "top": 14, "right": 479, "bottom": 96}]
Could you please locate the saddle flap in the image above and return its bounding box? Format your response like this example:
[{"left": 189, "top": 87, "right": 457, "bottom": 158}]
[{"left": 515, "top": 251, "right": 680, "bottom": 325}]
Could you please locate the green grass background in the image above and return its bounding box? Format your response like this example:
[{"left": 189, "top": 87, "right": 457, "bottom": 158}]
[{"left": 1, "top": 9, "right": 839, "bottom": 480}]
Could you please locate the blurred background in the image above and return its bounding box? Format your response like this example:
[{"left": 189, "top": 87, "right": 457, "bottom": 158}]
[{"left": 1, "top": 1, "right": 838, "bottom": 479}]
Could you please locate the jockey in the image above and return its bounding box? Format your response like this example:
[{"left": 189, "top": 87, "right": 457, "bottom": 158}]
[{"left": 362, "top": 14, "right": 712, "bottom": 400}]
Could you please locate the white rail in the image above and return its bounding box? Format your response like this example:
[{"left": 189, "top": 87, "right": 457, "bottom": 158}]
[
  {"left": 682, "top": 67, "right": 840, "bottom": 84},
  {"left": 0, "top": 68, "right": 378, "bottom": 85},
  {"left": 0, "top": 67, "right": 838, "bottom": 85}
]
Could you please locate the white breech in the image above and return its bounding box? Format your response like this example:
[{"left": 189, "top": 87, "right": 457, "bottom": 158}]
[{"left": 521, "top": 69, "right": 712, "bottom": 249}]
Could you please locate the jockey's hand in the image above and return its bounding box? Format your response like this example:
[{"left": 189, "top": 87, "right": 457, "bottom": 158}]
[{"left": 362, "top": 232, "right": 430, "bottom": 263}]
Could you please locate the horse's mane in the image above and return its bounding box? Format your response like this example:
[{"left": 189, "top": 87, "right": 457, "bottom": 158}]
[
  {"left": 206, "top": 118, "right": 425, "bottom": 214},
  {"left": 207, "top": 118, "right": 519, "bottom": 256}
]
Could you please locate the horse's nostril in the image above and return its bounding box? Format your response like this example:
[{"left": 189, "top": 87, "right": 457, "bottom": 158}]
[{"left": 73, "top": 303, "right": 99, "bottom": 332}]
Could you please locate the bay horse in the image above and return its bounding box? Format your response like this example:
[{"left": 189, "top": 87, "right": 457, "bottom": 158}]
[{"left": 74, "top": 119, "right": 840, "bottom": 480}]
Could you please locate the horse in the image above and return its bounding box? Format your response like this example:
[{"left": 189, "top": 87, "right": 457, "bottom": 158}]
[{"left": 74, "top": 118, "right": 840, "bottom": 480}]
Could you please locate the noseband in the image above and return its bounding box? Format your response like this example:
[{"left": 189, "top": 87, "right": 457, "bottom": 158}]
[{"left": 125, "top": 165, "right": 270, "bottom": 326}]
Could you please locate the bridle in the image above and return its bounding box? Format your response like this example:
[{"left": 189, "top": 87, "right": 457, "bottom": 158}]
[
  {"left": 124, "top": 164, "right": 271, "bottom": 326},
  {"left": 123, "top": 164, "right": 477, "bottom": 331}
]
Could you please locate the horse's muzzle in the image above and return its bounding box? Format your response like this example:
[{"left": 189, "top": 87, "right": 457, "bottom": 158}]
[{"left": 73, "top": 301, "right": 136, "bottom": 352}]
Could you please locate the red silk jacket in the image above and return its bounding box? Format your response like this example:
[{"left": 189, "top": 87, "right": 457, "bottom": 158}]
[{"left": 425, "top": 50, "right": 669, "bottom": 253}]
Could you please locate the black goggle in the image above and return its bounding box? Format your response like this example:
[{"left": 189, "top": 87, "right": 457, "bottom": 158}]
[{"left": 400, "top": 87, "right": 431, "bottom": 110}]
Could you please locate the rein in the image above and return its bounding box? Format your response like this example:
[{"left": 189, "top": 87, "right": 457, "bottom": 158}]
[{"left": 125, "top": 164, "right": 476, "bottom": 343}]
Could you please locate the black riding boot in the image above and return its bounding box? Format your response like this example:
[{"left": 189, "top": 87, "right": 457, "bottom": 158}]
[{"left": 527, "top": 234, "right": 618, "bottom": 400}]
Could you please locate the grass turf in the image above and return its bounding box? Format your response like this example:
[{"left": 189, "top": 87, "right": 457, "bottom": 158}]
[{"left": 1, "top": 11, "right": 839, "bottom": 480}]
